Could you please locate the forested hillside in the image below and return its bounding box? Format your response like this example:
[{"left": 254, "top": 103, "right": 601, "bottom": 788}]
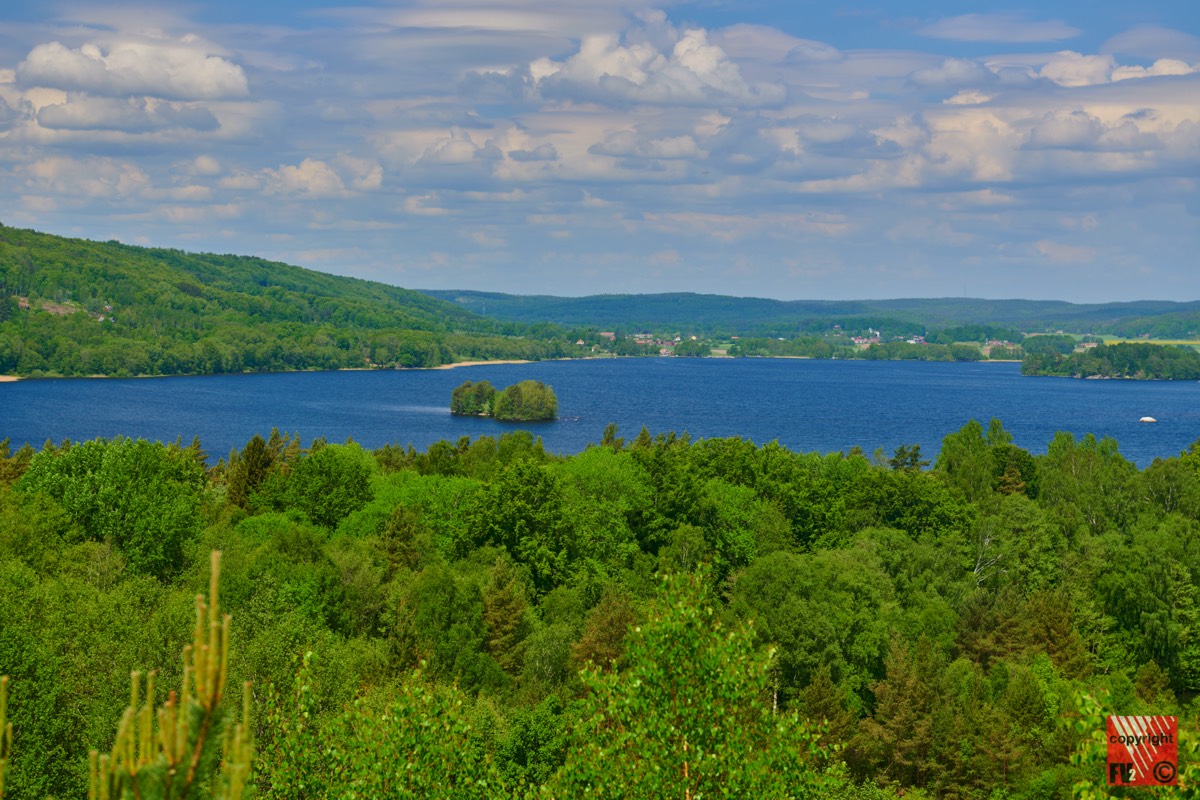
[
  {"left": 424, "top": 289, "right": 1200, "bottom": 339},
  {"left": 2, "top": 421, "right": 1199, "bottom": 797},
  {"left": 0, "top": 225, "right": 584, "bottom": 376}
]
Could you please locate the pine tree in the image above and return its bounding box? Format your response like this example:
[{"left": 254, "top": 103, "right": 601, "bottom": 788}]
[
  {"left": 482, "top": 559, "right": 530, "bottom": 673},
  {"left": 0, "top": 552, "right": 252, "bottom": 800}
]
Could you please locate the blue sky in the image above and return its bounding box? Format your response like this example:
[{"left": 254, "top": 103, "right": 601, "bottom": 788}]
[{"left": 0, "top": 0, "right": 1197, "bottom": 302}]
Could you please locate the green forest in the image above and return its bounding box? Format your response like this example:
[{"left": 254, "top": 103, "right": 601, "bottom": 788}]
[
  {"left": 1022, "top": 342, "right": 1200, "bottom": 380},
  {"left": 0, "top": 225, "right": 586, "bottom": 376},
  {"left": 3, "top": 420, "right": 1200, "bottom": 798},
  {"left": 424, "top": 290, "right": 1200, "bottom": 340}
]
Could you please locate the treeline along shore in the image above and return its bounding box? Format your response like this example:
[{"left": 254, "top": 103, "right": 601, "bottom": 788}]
[
  {"left": 3, "top": 224, "right": 1199, "bottom": 380},
  {"left": 2, "top": 420, "right": 1200, "bottom": 798}
]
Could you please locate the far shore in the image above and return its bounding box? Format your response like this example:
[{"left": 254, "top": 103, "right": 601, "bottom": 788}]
[{"left": 1, "top": 354, "right": 1024, "bottom": 383}]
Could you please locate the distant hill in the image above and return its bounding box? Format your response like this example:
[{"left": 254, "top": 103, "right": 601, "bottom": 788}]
[
  {"left": 0, "top": 225, "right": 582, "bottom": 377},
  {"left": 422, "top": 290, "right": 1200, "bottom": 338}
]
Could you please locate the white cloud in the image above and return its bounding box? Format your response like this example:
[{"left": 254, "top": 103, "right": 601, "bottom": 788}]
[
  {"left": 508, "top": 143, "right": 558, "bottom": 162},
  {"left": 589, "top": 131, "right": 702, "bottom": 159},
  {"left": 1038, "top": 51, "right": 1116, "bottom": 87},
  {"left": 919, "top": 13, "right": 1081, "bottom": 44},
  {"left": 36, "top": 96, "right": 218, "bottom": 132},
  {"left": 909, "top": 58, "right": 993, "bottom": 87},
  {"left": 17, "top": 39, "right": 249, "bottom": 100},
  {"left": 404, "top": 194, "right": 453, "bottom": 215},
  {"left": 334, "top": 155, "right": 385, "bottom": 191},
  {"left": 262, "top": 159, "right": 347, "bottom": 199},
  {"left": 20, "top": 156, "right": 151, "bottom": 198},
  {"left": 943, "top": 90, "right": 995, "bottom": 105},
  {"left": 1102, "top": 25, "right": 1200, "bottom": 62},
  {"left": 1111, "top": 59, "right": 1198, "bottom": 82},
  {"left": 527, "top": 22, "right": 784, "bottom": 107},
  {"left": 414, "top": 131, "right": 502, "bottom": 166},
  {"left": 186, "top": 155, "right": 223, "bottom": 176}
]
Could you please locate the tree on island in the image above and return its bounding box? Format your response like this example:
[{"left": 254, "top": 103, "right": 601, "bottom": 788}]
[
  {"left": 450, "top": 380, "right": 496, "bottom": 416},
  {"left": 451, "top": 379, "right": 557, "bottom": 421}
]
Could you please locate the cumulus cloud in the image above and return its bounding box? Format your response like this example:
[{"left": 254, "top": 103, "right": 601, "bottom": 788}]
[
  {"left": 185, "top": 155, "right": 223, "bottom": 176},
  {"left": 919, "top": 13, "right": 1081, "bottom": 43},
  {"left": 36, "top": 96, "right": 219, "bottom": 132},
  {"left": 17, "top": 38, "right": 249, "bottom": 100},
  {"left": 0, "top": 96, "right": 20, "bottom": 130},
  {"left": 261, "top": 159, "right": 347, "bottom": 199},
  {"left": 334, "top": 155, "right": 385, "bottom": 191},
  {"left": 508, "top": 143, "right": 558, "bottom": 162},
  {"left": 1038, "top": 51, "right": 1116, "bottom": 87},
  {"left": 418, "top": 132, "right": 503, "bottom": 165},
  {"left": 21, "top": 156, "right": 151, "bottom": 198},
  {"left": 909, "top": 58, "right": 994, "bottom": 87},
  {"left": 526, "top": 19, "right": 784, "bottom": 107},
  {"left": 1111, "top": 59, "right": 1198, "bottom": 82},
  {"left": 1025, "top": 110, "right": 1161, "bottom": 152}
]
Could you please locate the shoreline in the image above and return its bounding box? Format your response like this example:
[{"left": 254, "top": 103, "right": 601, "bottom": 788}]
[
  {"left": 427, "top": 359, "right": 531, "bottom": 370},
  {"left": 0, "top": 356, "right": 1026, "bottom": 383}
]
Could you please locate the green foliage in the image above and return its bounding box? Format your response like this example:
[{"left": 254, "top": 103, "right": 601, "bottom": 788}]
[
  {"left": 450, "top": 380, "right": 496, "bottom": 416},
  {"left": 87, "top": 554, "right": 253, "bottom": 800},
  {"left": 544, "top": 572, "right": 845, "bottom": 799},
  {"left": 1021, "top": 335, "right": 1078, "bottom": 356},
  {"left": 492, "top": 381, "right": 558, "bottom": 422},
  {"left": 5, "top": 423, "right": 1200, "bottom": 799},
  {"left": 1023, "top": 341, "right": 1200, "bottom": 379},
  {"left": 672, "top": 338, "right": 710, "bottom": 357},
  {"left": 16, "top": 438, "right": 204, "bottom": 578},
  {"left": 0, "top": 552, "right": 252, "bottom": 800},
  {"left": 260, "top": 443, "right": 376, "bottom": 529},
  {"left": 452, "top": 380, "right": 558, "bottom": 421},
  {"left": 0, "top": 676, "right": 10, "bottom": 799},
  {"left": 0, "top": 224, "right": 585, "bottom": 377},
  {"left": 258, "top": 654, "right": 506, "bottom": 799}
]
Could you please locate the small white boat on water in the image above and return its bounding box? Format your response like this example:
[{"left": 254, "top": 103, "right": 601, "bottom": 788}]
[{"left": 1139, "top": 416, "right": 1157, "bottom": 423}]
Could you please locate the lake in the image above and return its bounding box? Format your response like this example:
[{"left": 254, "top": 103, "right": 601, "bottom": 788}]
[{"left": 2, "top": 358, "right": 1199, "bottom": 466}]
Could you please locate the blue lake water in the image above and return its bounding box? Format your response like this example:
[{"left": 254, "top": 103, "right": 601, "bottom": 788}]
[{"left": 2, "top": 358, "right": 1199, "bottom": 466}]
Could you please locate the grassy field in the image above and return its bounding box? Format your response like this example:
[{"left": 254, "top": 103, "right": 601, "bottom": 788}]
[{"left": 1100, "top": 336, "right": 1200, "bottom": 350}]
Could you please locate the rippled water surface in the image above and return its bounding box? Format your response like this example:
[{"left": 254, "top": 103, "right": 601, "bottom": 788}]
[{"left": 3, "top": 358, "right": 1199, "bottom": 465}]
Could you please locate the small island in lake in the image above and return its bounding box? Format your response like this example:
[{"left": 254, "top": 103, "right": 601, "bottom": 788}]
[
  {"left": 1021, "top": 341, "right": 1200, "bottom": 380},
  {"left": 451, "top": 379, "right": 558, "bottom": 421}
]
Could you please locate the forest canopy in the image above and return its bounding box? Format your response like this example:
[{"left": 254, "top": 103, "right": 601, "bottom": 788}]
[
  {"left": 1022, "top": 341, "right": 1200, "bottom": 379},
  {"left": 451, "top": 379, "right": 558, "bottom": 421},
  {"left": 2, "top": 421, "right": 1200, "bottom": 798}
]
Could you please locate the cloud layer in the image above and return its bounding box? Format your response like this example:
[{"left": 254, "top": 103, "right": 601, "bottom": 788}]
[{"left": 0, "top": 1, "right": 1195, "bottom": 303}]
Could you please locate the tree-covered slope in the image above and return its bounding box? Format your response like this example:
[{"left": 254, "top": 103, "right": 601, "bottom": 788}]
[
  {"left": 0, "top": 225, "right": 582, "bottom": 376},
  {"left": 423, "top": 289, "right": 1200, "bottom": 338}
]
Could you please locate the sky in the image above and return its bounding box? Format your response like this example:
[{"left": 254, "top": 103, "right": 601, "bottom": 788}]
[{"left": 0, "top": 1, "right": 1197, "bottom": 303}]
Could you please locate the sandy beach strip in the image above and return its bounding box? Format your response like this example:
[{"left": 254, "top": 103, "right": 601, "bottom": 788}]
[
  {"left": 0, "top": 375, "right": 19, "bottom": 382},
  {"left": 430, "top": 359, "right": 531, "bottom": 370}
]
